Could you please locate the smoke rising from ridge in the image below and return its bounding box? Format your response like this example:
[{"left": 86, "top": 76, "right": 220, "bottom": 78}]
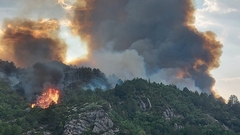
[
  {"left": 0, "top": 18, "right": 67, "bottom": 67},
  {"left": 0, "top": 0, "right": 223, "bottom": 94},
  {"left": 70, "top": 0, "right": 222, "bottom": 93},
  {"left": 0, "top": 17, "right": 68, "bottom": 99},
  {"left": 18, "top": 61, "right": 65, "bottom": 99}
]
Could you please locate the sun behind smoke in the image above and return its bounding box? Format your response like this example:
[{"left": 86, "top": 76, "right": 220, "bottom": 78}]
[{"left": 59, "top": 20, "right": 89, "bottom": 64}]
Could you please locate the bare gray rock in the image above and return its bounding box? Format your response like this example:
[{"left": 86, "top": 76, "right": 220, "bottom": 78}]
[
  {"left": 174, "top": 123, "right": 183, "bottom": 130},
  {"left": 63, "top": 103, "right": 116, "bottom": 135},
  {"left": 137, "top": 96, "right": 152, "bottom": 111},
  {"left": 163, "top": 107, "right": 175, "bottom": 120}
]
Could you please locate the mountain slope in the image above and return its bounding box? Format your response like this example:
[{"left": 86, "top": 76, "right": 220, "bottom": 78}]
[{"left": 0, "top": 66, "right": 240, "bottom": 134}]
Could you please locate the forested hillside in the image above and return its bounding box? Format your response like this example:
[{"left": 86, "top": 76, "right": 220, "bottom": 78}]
[{"left": 1, "top": 74, "right": 240, "bottom": 135}]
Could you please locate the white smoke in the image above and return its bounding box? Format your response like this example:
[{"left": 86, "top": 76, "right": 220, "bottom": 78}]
[
  {"left": 81, "top": 47, "right": 201, "bottom": 92},
  {"left": 0, "top": 72, "right": 20, "bottom": 87},
  {"left": 84, "top": 48, "right": 147, "bottom": 81},
  {"left": 149, "top": 68, "right": 201, "bottom": 92}
]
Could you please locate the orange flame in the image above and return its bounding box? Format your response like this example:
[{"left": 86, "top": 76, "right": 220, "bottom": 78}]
[{"left": 31, "top": 88, "right": 60, "bottom": 109}]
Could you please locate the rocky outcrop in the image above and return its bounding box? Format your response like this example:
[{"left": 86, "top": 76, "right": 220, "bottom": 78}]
[
  {"left": 174, "top": 123, "right": 183, "bottom": 130},
  {"left": 137, "top": 96, "right": 152, "bottom": 111},
  {"left": 24, "top": 129, "right": 51, "bottom": 135},
  {"left": 163, "top": 107, "right": 175, "bottom": 120},
  {"left": 146, "top": 98, "right": 152, "bottom": 109},
  {"left": 223, "top": 124, "right": 229, "bottom": 130},
  {"left": 139, "top": 99, "right": 146, "bottom": 111},
  {"left": 206, "top": 114, "right": 229, "bottom": 130},
  {"left": 163, "top": 107, "right": 183, "bottom": 130},
  {"left": 63, "top": 103, "right": 118, "bottom": 135}
]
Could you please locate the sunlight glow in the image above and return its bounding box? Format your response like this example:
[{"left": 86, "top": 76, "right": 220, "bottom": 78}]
[{"left": 59, "top": 21, "right": 88, "bottom": 64}]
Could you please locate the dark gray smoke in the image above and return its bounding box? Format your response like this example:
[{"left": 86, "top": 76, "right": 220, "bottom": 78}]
[
  {"left": 0, "top": 0, "right": 223, "bottom": 94},
  {"left": 0, "top": 1, "right": 112, "bottom": 100},
  {"left": 70, "top": 0, "right": 222, "bottom": 93},
  {"left": 18, "top": 61, "right": 66, "bottom": 99},
  {"left": 0, "top": 18, "right": 67, "bottom": 67}
]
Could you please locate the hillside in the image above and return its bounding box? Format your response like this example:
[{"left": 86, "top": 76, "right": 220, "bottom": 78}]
[
  {"left": 0, "top": 61, "right": 240, "bottom": 135},
  {"left": 0, "top": 61, "right": 240, "bottom": 134}
]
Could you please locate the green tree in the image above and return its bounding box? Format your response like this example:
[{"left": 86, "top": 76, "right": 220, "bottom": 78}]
[
  {"left": 11, "top": 124, "right": 22, "bottom": 135},
  {"left": 2, "top": 125, "right": 12, "bottom": 135},
  {"left": 228, "top": 95, "right": 239, "bottom": 107}
]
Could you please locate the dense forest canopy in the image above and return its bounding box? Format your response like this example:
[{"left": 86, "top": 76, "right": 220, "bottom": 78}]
[{"left": 0, "top": 60, "right": 240, "bottom": 134}]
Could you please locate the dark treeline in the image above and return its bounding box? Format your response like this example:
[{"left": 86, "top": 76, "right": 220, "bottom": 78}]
[{"left": 0, "top": 77, "right": 240, "bottom": 134}]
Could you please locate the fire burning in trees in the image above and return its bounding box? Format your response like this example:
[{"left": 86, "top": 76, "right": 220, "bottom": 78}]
[
  {"left": 31, "top": 88, "right": 60, "bottom": 109},
  {"left": 0, "top": 0, "right": 224, "bottom": 99}
]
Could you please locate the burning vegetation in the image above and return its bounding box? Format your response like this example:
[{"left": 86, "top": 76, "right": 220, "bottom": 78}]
[
  {"left": 0, "top": 0, "right": 223, "bottom": 103},
  {"left": 31, "top": 88, "right": 60, "bottom": 109}
]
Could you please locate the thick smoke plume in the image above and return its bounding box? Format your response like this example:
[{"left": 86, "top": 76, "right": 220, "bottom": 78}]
[
  {"left": 0, "top": 18, "right": 67, "bottom": 67},
  {"left": 70, "top": 0, "right": 222, "bottom": 93},
  {"left": 19, "top": 61, "right": 65, "bottom": 99},
  {"left": 0, "top": 17, "right": 68, "bottom": 100},
  {"left": 0, "top": 0, "right": 223, "bottom": 96}
]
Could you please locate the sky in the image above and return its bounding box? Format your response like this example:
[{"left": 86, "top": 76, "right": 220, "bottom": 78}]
[
  {"left": 194, "top": 0, "right": 240, "bottom": 100},
  {"left": 0, "top": 0, "right": 239, "bottom": 100}
]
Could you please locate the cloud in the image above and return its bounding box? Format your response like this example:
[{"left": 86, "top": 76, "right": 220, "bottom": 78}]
[
  {"left": 195, "top": 0, "right": 240, "bottom": 46},
  {"left": 200, "top": 0, "right": 238, "bottom": 13},
  {"left": 0, "top": 0, "right": 66, "bottom": 20},
  {"left": 219, "top": 77, "right": 240, "bottom": 82}
]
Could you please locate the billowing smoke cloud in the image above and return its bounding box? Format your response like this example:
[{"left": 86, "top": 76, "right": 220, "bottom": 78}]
[
  {"left": 0, "top": 17, "right": 68, "bottom": 99},
  {"left": 84, "top": 49, "right": 146, "bottom": 80},
  {"left": 70, "top": 0, "right": 222, "bottom": 93},
  {"left": 0, "top": 1, "right": 85, "bottom": 101},
  {"left": 18, "top": 61, "right": 66, "bottom": 99},
  {"left": 0, "top": 18, "right": 67, "bottom": 67},
  {"left": 0, "top": 0, "right": 223, "bottom": 95}
]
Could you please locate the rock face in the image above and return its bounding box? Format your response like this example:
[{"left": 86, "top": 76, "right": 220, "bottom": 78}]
[
  {"left": 163, "top": 107, "right": 183, "bottom": 130},
  {"left": 174, "top": 123, "right": 183, "bottom": 130},
  {"left": 163, "top": 107, "right": 175, "bottom": 120},
  {"left": 63, "top": 103, "right": 117, "bottom": 135},
  {"left": 137, "top": 96, "right": 152, "bottom": 111},
  {"left": 206, "top": 114, "right": 230, "bottom": 130}
]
